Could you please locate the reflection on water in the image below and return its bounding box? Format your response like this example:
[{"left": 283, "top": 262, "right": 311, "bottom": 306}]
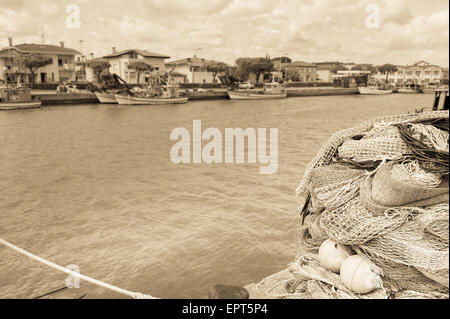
[{"left": 0, "top": 94, "right": 432, "bottom": 298}]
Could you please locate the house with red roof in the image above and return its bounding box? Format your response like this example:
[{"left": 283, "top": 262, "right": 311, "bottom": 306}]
[{"left": 0, "top": 38, "right": 80, "bottom": 84}]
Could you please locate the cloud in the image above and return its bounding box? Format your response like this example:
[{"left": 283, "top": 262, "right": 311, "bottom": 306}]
[{"left": 0, "top": 0, "right": 448, "bottom": 66}]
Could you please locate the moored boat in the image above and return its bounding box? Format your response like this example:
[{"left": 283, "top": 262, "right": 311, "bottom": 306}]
[
  {"left": 115, "top": 94, "right": 188, "bottom": 105},
  {"left": 1, "top": 85, "right": 41, "bottom": 110},
  {"left": 95, "top": 92, "right": 117, "bottom": 103},
  {"left": 421, "top": 88, "right": 437, "bottom": 94},
  {"left": 422, "top": 83, "right": 446, "bottom": 94},
  {"left": 228, "top": 91, "right": 287, "bottom": 100},
  {"left": 397, "top": 84, "right": 421, "bottom": 94},
  {"left": 228, "top": 82, "right": 287, "bottom": 100},
  {"left": 397, "top": 88, "right": 421, "bottom": 94},
  {"left": 358, "top": 86, "right": 393, "bottom": 95},
  {"left": 0, "top": 100, "right": 41, "bottom": 110},
  {"left": 115, "top": 81, "right": 188, "bottom": 105}
]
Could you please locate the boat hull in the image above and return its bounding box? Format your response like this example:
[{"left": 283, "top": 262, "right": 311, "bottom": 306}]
[
  {"left": 358, "top": 87, "right": 393, "bottom": 95},
  {"left": 115, "top": 94, "right": 188, "bottom": 105},
  {"left": 228, "top": 91, "right": 287, "bottom": 100},
  {"left": 421, "top": 88, "right": 437, "bottom": 94},
  {"left": 0, "top": 101, "right": 42, "bottom": 110},
  {"left": 397, "top": 88, "right": 421, "bottom": 94},
  {"left": 95, "top": 92, "right": 117, "bottom": 103}
]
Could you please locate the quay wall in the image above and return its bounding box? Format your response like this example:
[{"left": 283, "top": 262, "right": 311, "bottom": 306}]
[
  {"left": 287, "top": 87, "right": 359, "bottom": 97},
  {"left": 30, "top": 87, "right": 360, "bottom": 105}
]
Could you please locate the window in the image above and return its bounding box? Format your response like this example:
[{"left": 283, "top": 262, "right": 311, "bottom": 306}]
[{"left": 58, "top": 59, "right": 63, "bottom": 66}]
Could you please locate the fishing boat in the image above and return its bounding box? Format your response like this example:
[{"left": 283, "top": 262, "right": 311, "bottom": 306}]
[
  {"left": 115, "top": 82, "right": 187, "bottom": 105},
  {"left": 228, "top": 82, "right": 287, "bottom": 100},
  {"left": 115, "top": 94, "right": 187, "bottom": 105},
  {"left": 95, "top": 91, "right": 117, "bottom": 104},
  {"left": 358, "top": 86, "right": 393, "bottom": 95},
  {"left": 397, "top": 84, "right": 421, "bottom": 94},
  {"left": 0, "top": 85, "right": 41, "bottom": 110},
  {"left": 421, "top": 83, "right": 441, "bottom": 94}
]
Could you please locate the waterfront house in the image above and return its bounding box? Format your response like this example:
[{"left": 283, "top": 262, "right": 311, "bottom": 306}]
[
  {"left": 270, "top": 56, "right": 291, "bottom": 81},
  {"left": 271, "top": 57, "right": 317, "bottom": 83},
  {"left": 371, "top": 61, "right": 447, "bottom": 87},
  {"left": 165, "top": 56, "right": 228, "bottom": 84},
  {"left": 288, "top": 61, "right": 317, "bottom": 82},
  {"left": 102, "top": 48, "right": 170, "bottom": 84},
  {"left": 333, "top": 70, "right": 371, "bottom": 87},
  {"left": 316, "top": 65, "right": 332, "bottom": 82},
  {"left": 0, "top": 38, "right": 80, "bottom": 84}
]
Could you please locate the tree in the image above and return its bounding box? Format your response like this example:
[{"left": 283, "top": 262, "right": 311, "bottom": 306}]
[
  {"left": 128, "top": 61, "right": 154, "bottom": 84},
  {"left": 285, "top": 68, "right": 300, "bottom": 82},
  {"left": 205, "top": 61, "right": 228, "bottom": 83},
  {"left": 147, "top": 70, "right": 168, "bottom": 86},
  {"left": 351, "top": 64, "right": 376, "bottom": 73},
  {"left": 16, "top": 53, "right": 53, "bottom": 86},
  {"left": 87, "top": 59, "right": 111, "bottom": 83},
  {"left": 330, "top": 64, "right": 348, "bottom": 74},
  {"left": 378, "top": 64, "right": 398, "bottom": 82},
  {"left": 235, "top": 57, "right": 274, "bottom": 83}
]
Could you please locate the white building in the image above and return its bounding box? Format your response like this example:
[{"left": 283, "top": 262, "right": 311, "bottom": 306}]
[
  {"left": 102, "top": 48, "right": 170, "bottom": 84},
  {"left": 0, "top": 38, "right": 80, "bottom": 84},
  {"left": 371, "top": 61, "right": 447, "bottom": 86},
  {"left": 166, "top": 56, "right": 226, "bottom": 84}
]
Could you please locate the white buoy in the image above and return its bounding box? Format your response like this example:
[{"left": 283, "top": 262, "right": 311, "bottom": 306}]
[
  {"left": 340, "top": 255, "right": 381, "bottom": 294},
  {"left": 318, "top": 239, "right": 352, "bottom": 273}
]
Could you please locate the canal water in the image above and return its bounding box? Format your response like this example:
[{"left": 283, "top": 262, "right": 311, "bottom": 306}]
[{"left": 0, "top": 94, "right": 434, "bottom": 298}]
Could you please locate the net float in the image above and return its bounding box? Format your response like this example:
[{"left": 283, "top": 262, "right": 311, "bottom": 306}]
[
  {"left": 318, "top": 239, "right": 352, "bottom": 273},
  {"left": 340, "top": 255, "right": 382, "bottom": 294}
]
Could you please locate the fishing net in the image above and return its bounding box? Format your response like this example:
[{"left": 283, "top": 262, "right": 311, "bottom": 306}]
[
  {"left": 308, "top": 164, "right": 366, "bottom": 210},
  {"left": 337, "top": 124, "right": 410, "bottom": 162},
  {"left": 359, "top": 213, "right": 449, "bottom": 271},
  {"left": 356, "top": 247, "right": 449, "bottom": 294},
  {"left": 268, "top": 254, "right": 388, "bottom": 299},
  {"left": 290, "top": 111, "right": 450, "bottom": 299},
  {"left": 319, "top": 198, "right": 414, "bottom": 245},
  {"left": 296, "top": 111, "right": 449, "bottom": 208}
]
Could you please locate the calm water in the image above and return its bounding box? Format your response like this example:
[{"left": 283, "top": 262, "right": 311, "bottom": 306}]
[{"left": 0, "top": 94, "right": 433, "bottom": 298}]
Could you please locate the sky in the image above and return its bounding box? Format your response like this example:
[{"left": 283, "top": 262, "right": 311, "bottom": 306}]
[{"left": 0, "top": 0, "right": 449, "bottom": 66}]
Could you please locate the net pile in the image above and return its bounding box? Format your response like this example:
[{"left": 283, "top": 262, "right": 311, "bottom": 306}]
[{"left": 286, "top": 111, "right": 449, "bottom": 299}]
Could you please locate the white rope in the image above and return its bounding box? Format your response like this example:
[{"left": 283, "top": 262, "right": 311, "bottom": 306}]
[{"left": 0, "top": 238, "right": 158, "bottom": 299}]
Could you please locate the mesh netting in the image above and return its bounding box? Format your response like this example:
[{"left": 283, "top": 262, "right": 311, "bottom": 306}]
[
  {"left": 266, "top": 253, "right": 449, "bottom": 299},
  {"left": 356, "top": 247, "right": 449, "bottom": 293},
  {"left": 319, "top": 197, "right": 413, "bottom": 245},
  {"left": 292, "top": 111, "right": 449, "bottom": 299},
  {"left": 338, "top": 124, "right": 410, "bottom": 162},
  {"left": 296, "top": 111, "right": 449, "bottom": 207},
  {"left": 359, "top": 213, "right": 449, "bottom": 271},
  {"left": 308, "top": 164, "right": 366, "bottom": 210},
  {"left": 409, "top": 123, "right": 449, "bottom": 152}
]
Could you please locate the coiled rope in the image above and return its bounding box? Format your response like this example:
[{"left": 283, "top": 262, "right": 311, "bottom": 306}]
[{"left": 0, "top": 238, "right": 158, "bottom": 299}]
